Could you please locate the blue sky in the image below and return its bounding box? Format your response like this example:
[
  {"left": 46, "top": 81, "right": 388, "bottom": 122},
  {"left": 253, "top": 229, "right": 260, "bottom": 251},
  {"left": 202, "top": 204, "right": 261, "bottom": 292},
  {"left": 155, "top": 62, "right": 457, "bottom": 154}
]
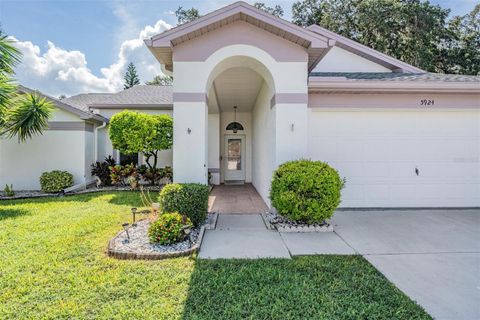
[{"left": 0, "top": 0, "right": 476, "bottom": 96}]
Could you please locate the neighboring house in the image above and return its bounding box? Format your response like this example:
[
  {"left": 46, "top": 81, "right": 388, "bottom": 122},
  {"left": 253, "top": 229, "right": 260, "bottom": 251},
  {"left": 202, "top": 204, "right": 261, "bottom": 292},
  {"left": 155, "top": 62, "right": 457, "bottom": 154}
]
[{"left": 1, "top": 1, "right": 479, "bottom": 208}]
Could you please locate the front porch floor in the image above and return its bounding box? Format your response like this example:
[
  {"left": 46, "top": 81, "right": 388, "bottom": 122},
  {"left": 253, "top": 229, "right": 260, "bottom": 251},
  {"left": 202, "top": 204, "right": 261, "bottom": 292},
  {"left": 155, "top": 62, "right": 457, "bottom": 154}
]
[{"left": 208, "top": 183, "right": 268, "bottom": 214}]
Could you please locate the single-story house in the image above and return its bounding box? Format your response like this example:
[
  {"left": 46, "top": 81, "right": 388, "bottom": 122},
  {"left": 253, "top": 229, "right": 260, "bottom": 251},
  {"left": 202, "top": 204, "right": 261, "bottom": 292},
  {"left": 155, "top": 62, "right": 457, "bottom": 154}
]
[{"left": 1, "top": 1, "right": 479, "bottom": 208}]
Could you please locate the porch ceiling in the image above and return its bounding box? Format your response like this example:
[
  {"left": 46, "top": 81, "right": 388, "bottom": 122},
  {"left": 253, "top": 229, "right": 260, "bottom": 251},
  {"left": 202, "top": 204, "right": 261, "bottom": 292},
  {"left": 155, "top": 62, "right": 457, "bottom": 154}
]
[{"left": 213, "top": 67, "right": 264, "bottom": 112}]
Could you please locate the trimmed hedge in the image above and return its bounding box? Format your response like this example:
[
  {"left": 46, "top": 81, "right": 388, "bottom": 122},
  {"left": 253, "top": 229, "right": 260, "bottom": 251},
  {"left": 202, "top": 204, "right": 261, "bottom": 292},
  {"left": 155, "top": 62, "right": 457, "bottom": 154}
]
[
  {"left": 40, "top": 170, "right": 74, "bottom": 193},
  {"left": 159, "top": 183, "right": 209, "bottom": 227},
  {"left": 148, "top": 212, "right": 192, "bottom": 245},
  {"left": 270, "top": 160, "right": 344, "bottom": 223}
]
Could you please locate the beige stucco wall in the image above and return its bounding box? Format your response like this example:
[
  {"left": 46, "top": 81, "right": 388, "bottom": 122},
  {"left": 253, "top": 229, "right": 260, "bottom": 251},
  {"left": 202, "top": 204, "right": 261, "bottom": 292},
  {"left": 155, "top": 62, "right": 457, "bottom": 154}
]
[
  {"left": 0, "top": 108, "right": 91, "bottom": 190},
  {"left": 252, "top": 83, "right": 276, "bottom": 205},
  {"left": 312, "top": 46, "right": 392, "bottom": 73},
  {"left": 172, "top": 22, "right": 310, "bottom": 186},
  {"left": 208, "top": 113, "right": 220, "bottom": 184}
]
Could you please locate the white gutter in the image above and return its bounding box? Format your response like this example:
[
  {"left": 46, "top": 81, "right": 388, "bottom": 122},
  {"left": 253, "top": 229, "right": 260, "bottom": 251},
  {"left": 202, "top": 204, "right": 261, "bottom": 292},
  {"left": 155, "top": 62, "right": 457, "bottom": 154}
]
[{"left": 94, "top": 122, "right": 107, "bottom": 162}]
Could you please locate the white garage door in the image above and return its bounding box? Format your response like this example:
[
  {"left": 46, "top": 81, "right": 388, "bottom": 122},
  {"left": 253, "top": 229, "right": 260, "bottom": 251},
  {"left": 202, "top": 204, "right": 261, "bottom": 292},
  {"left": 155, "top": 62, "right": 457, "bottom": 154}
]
[{"left": 308, "top": 109, "right": 480, "bottom": 207}]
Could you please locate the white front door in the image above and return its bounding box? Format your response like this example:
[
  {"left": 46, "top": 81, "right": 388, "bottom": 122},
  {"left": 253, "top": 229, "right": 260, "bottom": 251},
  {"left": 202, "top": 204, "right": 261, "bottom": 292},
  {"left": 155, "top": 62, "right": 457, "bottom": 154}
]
[{"left": 224, "top": 135, "right": 246, "bottom": 181}]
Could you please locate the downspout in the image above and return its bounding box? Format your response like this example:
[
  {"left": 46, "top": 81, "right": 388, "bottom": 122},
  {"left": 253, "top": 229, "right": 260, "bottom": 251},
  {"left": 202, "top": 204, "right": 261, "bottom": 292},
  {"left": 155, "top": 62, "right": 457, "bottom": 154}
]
[{"left": 94, "top": 122, "right": 107, "bottom": 162}]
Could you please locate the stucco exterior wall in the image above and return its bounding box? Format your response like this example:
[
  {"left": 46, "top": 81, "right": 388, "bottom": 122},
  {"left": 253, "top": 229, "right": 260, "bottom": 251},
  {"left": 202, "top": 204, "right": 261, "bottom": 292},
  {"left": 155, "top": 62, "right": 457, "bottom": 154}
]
[
  {"left": 312, "top": 46, "right": 392, "bottom": 73},
  {"left": 252, "top": 83, "right": 276, "bottom": 205},
  {"left": 208, "top": 113, "right": 220, "bottom": 184},
  {"left": 173, "top": 22, "right": 308, "bottom": 188},
  {"left": 173, "top": 102, "right": 208, "bottom": 183},
  {"left": 0, "top": 131, "right": 87, "bottom": 190},
  {"left": 0, "top": 108, "right": 89, "bottom": 190}
]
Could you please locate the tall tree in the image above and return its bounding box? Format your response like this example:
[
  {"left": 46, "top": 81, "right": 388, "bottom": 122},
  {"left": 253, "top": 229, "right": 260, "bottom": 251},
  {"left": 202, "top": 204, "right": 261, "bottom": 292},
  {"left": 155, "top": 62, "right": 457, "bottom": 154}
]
[
  {"left": 175, "top": 6, "right": 200, "bottom": 25},
  {"left": 254, "top": 2, "right": 284, "bottom": 17},
  {"left": 146, "top": 75, "right": 173, "bottom": 86},
  {"left": 443, "top": 4, "right": 480, "bottom": 75},
  {"left": 292, "top": 0, "right": 453, "bottom": 73},
  {"left": 123, "top": 62, "right": 140, "bottom": 89}
]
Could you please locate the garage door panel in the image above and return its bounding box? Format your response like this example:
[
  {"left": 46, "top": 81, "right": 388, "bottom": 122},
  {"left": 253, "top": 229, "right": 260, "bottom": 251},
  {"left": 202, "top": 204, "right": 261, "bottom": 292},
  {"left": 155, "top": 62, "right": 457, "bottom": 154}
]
[{"left": 308, "top": 110, "right": 480, "bottom": 207}]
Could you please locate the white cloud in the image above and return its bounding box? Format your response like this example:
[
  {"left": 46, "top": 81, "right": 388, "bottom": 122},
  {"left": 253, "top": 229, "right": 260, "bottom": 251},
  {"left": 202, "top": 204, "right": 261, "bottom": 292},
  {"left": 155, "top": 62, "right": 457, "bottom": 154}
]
[{"left": 12, "top": 19, "right": 172, "bottom": 97}]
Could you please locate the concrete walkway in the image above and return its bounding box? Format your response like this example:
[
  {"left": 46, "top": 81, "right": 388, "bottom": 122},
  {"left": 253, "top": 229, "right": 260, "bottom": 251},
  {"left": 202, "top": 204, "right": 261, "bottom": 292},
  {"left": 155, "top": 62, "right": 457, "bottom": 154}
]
[
  {"left": 199, "top": 208, "right": 480, "bottom": 320},
  {"left": 199, "top": 214, "right": 291, "bottom": 259}
]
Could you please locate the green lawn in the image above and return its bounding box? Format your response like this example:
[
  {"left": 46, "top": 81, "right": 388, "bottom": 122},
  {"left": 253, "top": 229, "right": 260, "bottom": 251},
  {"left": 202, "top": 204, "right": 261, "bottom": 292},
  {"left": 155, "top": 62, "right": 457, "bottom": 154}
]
[{"left": 0, "top": 192, "right": 431, "bottom": 319}]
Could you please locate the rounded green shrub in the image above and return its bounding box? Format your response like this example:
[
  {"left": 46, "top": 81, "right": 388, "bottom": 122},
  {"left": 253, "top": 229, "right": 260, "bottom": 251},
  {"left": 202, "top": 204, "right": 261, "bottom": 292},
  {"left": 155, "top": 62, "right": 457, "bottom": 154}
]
[
  {"left": 39, "top": 170, "right": 74, "bottom": 193},
  {"left": 270, "top": 160, "right": 345, "bottom": 223},
  {"left": 159, "top": 183, "right": 209, "bottom": 227},
  {"left": 148, "top": 212, "right": 192, "bottom": 245}
]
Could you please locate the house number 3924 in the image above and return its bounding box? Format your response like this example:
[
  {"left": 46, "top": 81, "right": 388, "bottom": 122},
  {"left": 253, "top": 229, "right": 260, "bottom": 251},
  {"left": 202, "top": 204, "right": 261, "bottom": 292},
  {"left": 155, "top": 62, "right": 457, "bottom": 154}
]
[{"left": 420, "top": 99, "right": 434, "bottom": 106}]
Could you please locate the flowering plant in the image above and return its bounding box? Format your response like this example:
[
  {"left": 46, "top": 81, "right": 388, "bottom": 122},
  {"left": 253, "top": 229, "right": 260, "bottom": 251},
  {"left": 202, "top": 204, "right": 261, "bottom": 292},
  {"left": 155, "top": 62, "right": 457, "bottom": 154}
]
[{"left": 148, "top": 212, "right": 192, "bottom": 245}]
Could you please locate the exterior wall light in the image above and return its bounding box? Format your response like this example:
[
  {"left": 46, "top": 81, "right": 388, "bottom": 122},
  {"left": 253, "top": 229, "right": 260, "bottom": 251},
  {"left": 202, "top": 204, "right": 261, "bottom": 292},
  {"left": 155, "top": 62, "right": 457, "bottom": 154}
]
[
  {"left": 187, "top": 128, "right": 191, "bottom": 134},
  {"left": 291, "top": 123, "right": 295, "bottom": 131},
  {"left": 233, "top": 106, "right": 238, "bottom": 133}
]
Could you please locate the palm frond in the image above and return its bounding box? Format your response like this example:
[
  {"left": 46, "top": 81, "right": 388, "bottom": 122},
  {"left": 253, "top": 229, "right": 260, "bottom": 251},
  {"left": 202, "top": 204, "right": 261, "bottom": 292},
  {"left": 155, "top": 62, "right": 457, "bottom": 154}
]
[
  {"left": 1, "top": 93, "right": 53, "bottom": 142},
  {"left": 0, "top": 35, "right": 22, "bottom": 76},
  {"left": 0, "top": 75, "right": 16, "bottom": 120}
]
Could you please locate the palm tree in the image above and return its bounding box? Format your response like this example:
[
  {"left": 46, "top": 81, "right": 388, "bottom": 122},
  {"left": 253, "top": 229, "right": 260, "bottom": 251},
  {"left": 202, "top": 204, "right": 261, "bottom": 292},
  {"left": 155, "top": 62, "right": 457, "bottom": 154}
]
[
  {"left": 0, "top": 34, "right": 21, "bottom": 116},
  {"left": 0, "top": 31, "right": 53, "bottom": 142},
  {"left": 1, "top": 93, "right": 53, "bottom": 142}
]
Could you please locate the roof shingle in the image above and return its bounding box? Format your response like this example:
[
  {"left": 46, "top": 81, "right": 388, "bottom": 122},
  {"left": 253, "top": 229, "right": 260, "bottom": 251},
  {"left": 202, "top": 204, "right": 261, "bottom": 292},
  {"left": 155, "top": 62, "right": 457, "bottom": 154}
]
[
  {"left": 89, "top": 85, "right": 173, "bottom": 106},
  {"left": 309, "top": 72, "right": 480, "bottom": 82}
]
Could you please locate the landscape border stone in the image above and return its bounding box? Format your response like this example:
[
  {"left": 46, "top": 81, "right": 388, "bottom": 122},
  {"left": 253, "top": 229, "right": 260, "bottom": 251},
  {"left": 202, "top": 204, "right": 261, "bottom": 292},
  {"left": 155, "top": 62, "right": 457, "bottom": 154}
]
[
  {"left": 106, "top": 213, "right": 217, "bottom": 260},
  {"left": 262, "top": 211, "right": 334, "bottom": 233}
]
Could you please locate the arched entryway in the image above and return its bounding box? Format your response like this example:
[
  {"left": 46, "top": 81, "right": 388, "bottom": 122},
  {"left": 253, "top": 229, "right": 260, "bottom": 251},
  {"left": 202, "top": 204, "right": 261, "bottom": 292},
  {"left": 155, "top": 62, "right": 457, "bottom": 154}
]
[{"left": 205, "top": 53, "right": 276, "bottom": 208}]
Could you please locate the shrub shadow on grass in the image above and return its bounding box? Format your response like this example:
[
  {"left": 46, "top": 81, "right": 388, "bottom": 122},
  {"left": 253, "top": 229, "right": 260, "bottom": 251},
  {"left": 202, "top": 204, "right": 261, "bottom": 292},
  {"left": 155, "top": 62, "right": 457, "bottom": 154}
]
[
  {"left": 107, "top": 192, "right": 146, "bottom": 207},
  {"left": 182, "top": 256, "right": 432, "bottom": 320},
  {"left": 0, "top": 191, "right": 146, "bottom": 208},
  {"left": 0, "top": 208, "right": 30, "bottom": 220}
]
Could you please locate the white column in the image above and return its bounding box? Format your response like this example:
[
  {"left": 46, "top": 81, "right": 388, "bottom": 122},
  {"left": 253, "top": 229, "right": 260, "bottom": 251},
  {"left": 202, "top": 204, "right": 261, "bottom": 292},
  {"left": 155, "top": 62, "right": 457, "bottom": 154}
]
[{"left": 173, "top": 101, "right": 208, "bottom": 184}]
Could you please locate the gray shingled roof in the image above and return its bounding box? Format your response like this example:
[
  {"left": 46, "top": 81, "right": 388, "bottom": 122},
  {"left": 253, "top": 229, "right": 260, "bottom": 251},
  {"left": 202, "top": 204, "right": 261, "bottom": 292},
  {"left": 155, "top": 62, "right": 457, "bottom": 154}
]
[
  {"left": 88, "top": 85, "right": 173, "bottom": 106},
  {"left": 18, "top": 85, "right": 107, "bottom": 123},
  {"left": 63, "top": 93, "right": 113, "bottom": 112},
  {"left": 309, "top": 72, "right": 480, "bottom": 82}
]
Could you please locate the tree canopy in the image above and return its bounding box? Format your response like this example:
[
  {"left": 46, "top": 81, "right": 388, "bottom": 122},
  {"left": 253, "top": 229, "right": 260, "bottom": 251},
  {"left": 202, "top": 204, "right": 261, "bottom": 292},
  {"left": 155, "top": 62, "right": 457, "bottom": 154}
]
[
  {"left": 175, "top": 6, "right": 200, "bottom": 25},
  {"left": 123, "top": 62, "right": 140, "bottom": 89},
  {"left": 109, "top": 110, "right": 173, "bottom": 169},
  {"left": 291, "top": 0, "right": 479, "bottom": 74},
  {"left": 253, "top": 2, "right": 284, "bottom": 17},
  {"left": 146, "top": 75, "right": 173, "bottom": 86}
]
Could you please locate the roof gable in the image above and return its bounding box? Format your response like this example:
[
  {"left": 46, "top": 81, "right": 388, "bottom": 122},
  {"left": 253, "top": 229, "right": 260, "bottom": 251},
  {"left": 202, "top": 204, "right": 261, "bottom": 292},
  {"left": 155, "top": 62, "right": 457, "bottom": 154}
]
[
  {"left": 145, "top": 1, "right": 332, "bottom": 71},
  {"left": 17, "top": 85, "right": 107, "bottom": 123},
  {"left": 307, "top": 25, "right": 423, "bottom": 73}
]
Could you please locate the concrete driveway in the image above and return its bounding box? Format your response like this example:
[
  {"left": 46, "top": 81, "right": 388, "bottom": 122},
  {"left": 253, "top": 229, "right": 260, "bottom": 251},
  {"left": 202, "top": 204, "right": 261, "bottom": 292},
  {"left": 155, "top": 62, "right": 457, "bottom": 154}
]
[
  {"left": 332, "top": 209, "right": 480, "bottom": 320},
  {"left": 199, "top": 208, "right": 479, "bottom": 319}
]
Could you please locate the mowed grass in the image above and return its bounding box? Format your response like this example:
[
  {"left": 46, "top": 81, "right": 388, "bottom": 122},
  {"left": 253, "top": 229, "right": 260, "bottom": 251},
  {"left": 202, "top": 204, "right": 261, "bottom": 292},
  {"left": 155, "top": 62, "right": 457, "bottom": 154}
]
[{"left": 0, "top": 192, "right": 431, "bottom": 319}]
